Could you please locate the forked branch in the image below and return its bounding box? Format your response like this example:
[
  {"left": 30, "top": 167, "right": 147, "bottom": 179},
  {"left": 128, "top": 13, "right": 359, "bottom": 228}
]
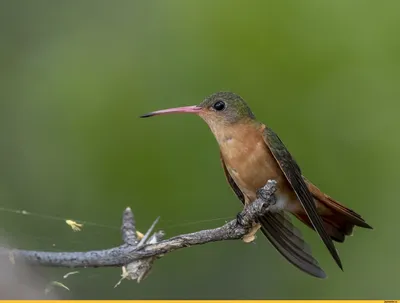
[{"left": 0, "top": 180, "right": 277, "bottom": 283}]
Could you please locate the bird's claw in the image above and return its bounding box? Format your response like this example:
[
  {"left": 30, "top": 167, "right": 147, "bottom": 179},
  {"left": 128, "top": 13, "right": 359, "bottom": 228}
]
[
  {"left": 256, "top": 187, "right": 276, "bottom": 213},
  {"left": 256, "top": 188, "right": 276, "bottom": 203},
  {"left": 236, "top": 212, "right": 245, "bottom": 226}
]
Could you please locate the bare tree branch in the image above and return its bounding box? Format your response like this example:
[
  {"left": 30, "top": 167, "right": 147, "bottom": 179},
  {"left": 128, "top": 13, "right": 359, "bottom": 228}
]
[{"left": 0, "top": 180, "right": 277, "bottom": 283}]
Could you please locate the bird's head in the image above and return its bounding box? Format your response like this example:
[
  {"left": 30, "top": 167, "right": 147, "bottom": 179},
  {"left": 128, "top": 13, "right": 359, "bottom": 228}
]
[{"left": 140, "top": 92, "right": 256, "bottom": 133}]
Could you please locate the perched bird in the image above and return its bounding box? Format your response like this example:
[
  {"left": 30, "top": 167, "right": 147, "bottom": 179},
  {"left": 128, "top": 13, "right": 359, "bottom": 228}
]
[{"left": 140, "top": 92, "right": 372, "bottom": 278}]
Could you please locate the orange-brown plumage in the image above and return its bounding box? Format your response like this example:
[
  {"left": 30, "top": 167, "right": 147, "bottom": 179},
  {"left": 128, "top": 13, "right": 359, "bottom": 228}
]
[
  {"left": 215, "top": 120, "right": 371, "bottom": 243},
  {"left": 296, "top": 178, "right": 372, "bottom": 243},
  {"left": 140, "top": 91, "right": 372, "bottom": 279}
]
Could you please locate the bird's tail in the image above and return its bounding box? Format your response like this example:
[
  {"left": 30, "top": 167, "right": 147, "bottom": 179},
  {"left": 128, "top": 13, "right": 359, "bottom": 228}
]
[{"left": 294, "top": 178, "right": 373, "bottom": 243}]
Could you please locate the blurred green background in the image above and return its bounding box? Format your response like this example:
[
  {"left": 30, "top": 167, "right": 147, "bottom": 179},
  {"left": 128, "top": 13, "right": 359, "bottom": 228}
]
[{"left": 0, "top": 0, "right": 399, "bottom": 299}]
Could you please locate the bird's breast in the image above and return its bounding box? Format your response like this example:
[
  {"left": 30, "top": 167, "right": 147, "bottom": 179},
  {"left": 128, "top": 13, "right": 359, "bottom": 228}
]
[{"left": 219, "top": 126, "right": 291, "bottom": 205}]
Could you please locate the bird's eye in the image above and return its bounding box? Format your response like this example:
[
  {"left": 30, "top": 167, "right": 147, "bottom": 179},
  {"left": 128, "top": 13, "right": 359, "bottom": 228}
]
[{"left": 213, "top": 100, "right": 226, "bottom": 111}]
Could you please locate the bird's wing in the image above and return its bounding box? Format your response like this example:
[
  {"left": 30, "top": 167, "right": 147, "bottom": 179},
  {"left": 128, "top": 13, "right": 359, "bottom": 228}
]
[
  {"left": 220, "top": 153, "right": 326, "bottom": 278},
  {"left": 261, "top": 125, "right": 343, "bottom": 270},
  {"left": 258, "top": 211, "right": 326, "bottom": 278}
]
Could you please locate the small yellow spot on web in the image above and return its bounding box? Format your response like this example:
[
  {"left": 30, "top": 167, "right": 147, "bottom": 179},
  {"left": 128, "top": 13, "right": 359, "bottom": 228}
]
[
  {"left": 136, "top": 231, "right": 144, "bottom": 239},
  {"left": 65, "top": 220, "right": 83, "bottom": 231},
  {"left": 114, "top": 266, "right": 129, "bottom": 288},
  {"left": 45, "top": 281, "right": 70, "bottom": 295}
]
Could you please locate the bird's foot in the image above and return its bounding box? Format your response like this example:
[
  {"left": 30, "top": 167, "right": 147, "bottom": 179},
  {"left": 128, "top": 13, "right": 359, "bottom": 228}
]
[
  {"left": 256, "top": 188, "right": 276, "bottom": 212},
  {"left": 236, "top": 212, "right": 245, "bottom": 226}
]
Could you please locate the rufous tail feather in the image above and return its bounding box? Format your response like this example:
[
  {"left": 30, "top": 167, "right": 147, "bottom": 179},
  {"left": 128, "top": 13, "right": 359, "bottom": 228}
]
[{"left": 294, "top": 178, "right": 373, "bottom": 243}]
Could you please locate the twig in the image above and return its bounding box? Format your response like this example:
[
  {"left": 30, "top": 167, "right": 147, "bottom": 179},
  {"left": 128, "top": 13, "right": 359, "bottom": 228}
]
[{"left": 0, "top": 180, "right": 277, "bottom": 283}]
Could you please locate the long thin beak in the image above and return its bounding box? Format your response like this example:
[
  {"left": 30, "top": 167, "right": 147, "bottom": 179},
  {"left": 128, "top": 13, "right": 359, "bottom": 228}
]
[{"left": 140, "top": 105, "right": 202, "bottom": 118}]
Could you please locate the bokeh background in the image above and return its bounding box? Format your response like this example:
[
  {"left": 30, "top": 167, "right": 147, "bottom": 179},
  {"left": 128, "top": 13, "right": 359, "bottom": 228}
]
[{"left": 0, "top": 0, "right": 399, "bottom": 299}]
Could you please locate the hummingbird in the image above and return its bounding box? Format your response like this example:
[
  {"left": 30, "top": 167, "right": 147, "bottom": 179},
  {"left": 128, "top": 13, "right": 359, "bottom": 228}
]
[{"left": 140, "top": 92, "right": 372, "bottom": 278}]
